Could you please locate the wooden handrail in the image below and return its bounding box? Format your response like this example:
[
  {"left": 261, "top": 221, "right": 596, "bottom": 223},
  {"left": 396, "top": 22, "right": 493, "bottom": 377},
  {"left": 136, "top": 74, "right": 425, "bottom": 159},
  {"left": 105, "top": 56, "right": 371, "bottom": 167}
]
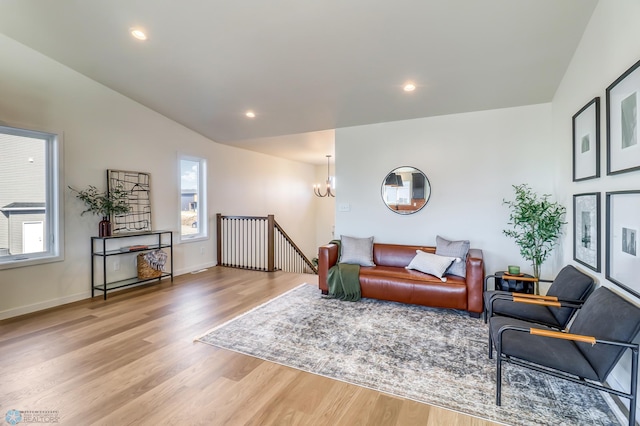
[{"left": 274, "top": 220, "right": 317, "bottom": 273}]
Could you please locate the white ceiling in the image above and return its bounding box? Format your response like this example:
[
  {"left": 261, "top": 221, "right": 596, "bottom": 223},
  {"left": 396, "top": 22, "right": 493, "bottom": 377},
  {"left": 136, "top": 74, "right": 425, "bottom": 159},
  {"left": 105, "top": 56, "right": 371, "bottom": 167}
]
[{"left": 0, "top": 0, "right": 597, "bottom": 165}]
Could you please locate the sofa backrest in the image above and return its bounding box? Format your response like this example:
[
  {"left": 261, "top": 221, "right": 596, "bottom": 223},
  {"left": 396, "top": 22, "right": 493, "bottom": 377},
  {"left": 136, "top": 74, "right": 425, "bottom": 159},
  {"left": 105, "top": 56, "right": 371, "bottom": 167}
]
[{"left": 373, "top": 243, "right": 436, "bottom": 268}]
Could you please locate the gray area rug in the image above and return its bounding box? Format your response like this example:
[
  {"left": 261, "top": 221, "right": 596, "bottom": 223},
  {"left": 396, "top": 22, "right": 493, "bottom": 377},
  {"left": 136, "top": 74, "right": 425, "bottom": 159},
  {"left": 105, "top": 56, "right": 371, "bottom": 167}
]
[{"left": 196, "top": 284, "right": 619, "bottom": 425}]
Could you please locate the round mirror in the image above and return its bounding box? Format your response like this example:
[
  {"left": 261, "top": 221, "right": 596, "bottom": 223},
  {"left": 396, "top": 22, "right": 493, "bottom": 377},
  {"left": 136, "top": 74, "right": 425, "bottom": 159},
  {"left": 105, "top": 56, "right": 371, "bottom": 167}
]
[{"left": 381, "top": 166, "right": 431, "bottom": 215}]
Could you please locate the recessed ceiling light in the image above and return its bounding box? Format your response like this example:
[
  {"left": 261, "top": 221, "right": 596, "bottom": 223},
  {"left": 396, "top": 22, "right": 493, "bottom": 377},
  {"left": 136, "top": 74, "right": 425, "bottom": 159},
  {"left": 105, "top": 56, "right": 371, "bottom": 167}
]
[
  {"left": 130, "top": 28, "right": 147, "bottom": 41},
  {"left": 245, "top": 111, "right": 256, "bottom": 118},
  {"left": 403, "top": 82, "right": 416, "bottom": 92}
]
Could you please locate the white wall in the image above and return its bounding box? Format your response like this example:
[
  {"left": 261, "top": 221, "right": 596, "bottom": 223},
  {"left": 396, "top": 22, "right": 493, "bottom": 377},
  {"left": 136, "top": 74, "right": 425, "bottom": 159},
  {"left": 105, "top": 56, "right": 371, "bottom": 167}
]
[
  {"left": 552, "top": 0, "right": 640, "bottom": 416},
  {"left": 335, "top": 103, "right": 558, "bottom": 278},
  {"left": 0, "top": 33, "right": 318, "bottom": 319}
]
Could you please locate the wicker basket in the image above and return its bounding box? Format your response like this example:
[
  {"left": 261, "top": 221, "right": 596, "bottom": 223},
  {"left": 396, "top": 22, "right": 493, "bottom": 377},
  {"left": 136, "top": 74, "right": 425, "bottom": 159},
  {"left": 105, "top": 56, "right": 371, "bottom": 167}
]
[{"left": 137, "top": 252, "right": 163, "bottom": 279}]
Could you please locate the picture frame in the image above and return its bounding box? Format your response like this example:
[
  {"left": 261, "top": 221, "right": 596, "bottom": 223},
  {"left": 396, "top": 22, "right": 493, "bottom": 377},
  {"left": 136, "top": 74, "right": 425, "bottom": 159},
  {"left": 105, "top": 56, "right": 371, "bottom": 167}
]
[
  {"left": 572, "top": 98, "right": 600, "bottom": 181},
  {"left": 606, "top": 190, "right": 640, "bottom": 298},
  {"left": 606, "top": 58, "right": 640, "bottom": 175},
  {"left": 573, "top": 192, "right": 600, "bottom": 272},
  {"left": 107, "top": 169, "right": 152, "bottom": 234}
]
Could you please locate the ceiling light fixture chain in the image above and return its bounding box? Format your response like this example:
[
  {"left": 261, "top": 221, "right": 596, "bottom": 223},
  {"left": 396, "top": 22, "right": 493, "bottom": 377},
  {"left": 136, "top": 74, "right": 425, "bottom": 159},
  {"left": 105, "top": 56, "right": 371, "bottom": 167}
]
[{"left": 314, "top": 155, "right": 335, "bottom": 198}]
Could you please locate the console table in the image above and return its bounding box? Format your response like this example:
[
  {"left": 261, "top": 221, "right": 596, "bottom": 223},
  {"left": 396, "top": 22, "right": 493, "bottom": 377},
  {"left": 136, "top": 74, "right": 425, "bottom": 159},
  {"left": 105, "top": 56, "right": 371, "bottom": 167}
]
[{"left": 91, "top": 230, "right": 173, "bottom": 299}]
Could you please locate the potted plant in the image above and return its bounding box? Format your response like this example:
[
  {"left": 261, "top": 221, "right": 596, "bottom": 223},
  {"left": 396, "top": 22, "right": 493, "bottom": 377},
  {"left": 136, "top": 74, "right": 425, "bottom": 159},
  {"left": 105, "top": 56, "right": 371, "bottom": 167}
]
[
  {"left": 69, "top": 184, "right": 130, "bottom": 236},
  {"left": 503, "top": 183, "right": 566, "bottom": 278}
]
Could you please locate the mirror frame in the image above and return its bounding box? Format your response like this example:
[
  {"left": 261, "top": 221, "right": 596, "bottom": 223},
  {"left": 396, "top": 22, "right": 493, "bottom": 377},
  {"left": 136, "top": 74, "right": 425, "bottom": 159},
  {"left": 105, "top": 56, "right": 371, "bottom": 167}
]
[{"left": 381, "top": 166, "right": 431, "bottom": 215}]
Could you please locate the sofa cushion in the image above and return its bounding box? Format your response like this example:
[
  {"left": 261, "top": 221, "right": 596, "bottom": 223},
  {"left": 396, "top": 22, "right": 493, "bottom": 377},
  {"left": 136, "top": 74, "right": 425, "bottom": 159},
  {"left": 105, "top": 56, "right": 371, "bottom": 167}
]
[
  {"left": 361, "top": 265, "right": 466, "bottom": 285},
  {"left": 405, "top": 250, "right": 459, "bottom": 282},
  {"left": 340, "top": 235, "right": 375, "bottom": 266},
  {"left": 436, "top": 236, "right": 470, "bottom": 278}
]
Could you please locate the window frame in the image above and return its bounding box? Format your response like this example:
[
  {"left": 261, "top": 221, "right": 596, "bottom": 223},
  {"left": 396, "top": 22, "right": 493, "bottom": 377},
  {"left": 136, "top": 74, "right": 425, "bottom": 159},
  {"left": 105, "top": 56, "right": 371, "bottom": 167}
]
[
  {"left": 178, "top": 154, "right": 207, "bottom": 243},
  {"left": 0, "top": 124, "right": 64, "bottom": 270}
]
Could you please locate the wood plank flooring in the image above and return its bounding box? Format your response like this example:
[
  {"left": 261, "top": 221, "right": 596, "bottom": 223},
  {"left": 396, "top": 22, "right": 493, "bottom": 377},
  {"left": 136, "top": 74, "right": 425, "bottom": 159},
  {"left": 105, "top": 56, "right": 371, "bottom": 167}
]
[{"left": 0, "top": 267, "right": 501, "bottom": 425}]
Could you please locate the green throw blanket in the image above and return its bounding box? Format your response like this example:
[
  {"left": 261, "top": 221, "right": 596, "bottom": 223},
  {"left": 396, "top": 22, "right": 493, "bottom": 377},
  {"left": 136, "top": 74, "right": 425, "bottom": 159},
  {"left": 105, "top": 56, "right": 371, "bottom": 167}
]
[{"left": 326, "top": 239, "right": 361, "bottom": 302}]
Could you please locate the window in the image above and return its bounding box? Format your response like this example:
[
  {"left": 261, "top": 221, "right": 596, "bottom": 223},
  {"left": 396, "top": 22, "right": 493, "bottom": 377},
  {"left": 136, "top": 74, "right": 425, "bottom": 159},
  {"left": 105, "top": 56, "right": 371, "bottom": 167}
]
[
  {"left": 0, "top": 124, "right": 63, "bottom": 269},
  {"left": 179, "top": 155, "right": 207, "bottom": 241}
]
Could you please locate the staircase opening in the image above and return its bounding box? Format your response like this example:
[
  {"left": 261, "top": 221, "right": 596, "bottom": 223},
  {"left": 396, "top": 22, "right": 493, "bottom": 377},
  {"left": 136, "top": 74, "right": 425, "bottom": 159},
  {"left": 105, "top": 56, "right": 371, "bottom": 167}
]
[{"left": 216, "top": 213, "right": 317, "bottom": 275}]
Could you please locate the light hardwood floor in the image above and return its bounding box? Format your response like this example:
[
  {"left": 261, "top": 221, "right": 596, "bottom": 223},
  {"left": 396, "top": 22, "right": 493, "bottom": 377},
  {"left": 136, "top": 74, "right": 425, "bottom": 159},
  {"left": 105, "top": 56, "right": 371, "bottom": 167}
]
[{"left": 0, "top": 267, "right": 501, "bottom": 426}]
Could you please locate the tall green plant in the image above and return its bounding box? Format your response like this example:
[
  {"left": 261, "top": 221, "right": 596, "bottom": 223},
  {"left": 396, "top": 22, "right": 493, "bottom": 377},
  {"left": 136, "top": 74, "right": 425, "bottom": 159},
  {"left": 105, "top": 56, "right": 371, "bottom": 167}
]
[{"left": 503, "top": 184, "right": 566, "bottom": 278}]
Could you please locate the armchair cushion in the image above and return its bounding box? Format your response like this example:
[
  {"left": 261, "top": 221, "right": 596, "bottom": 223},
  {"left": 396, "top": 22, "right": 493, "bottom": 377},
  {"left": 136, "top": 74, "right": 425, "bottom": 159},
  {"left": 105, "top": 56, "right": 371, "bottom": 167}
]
[
  {"left": 490, "top": 316, "right": 599, "bottom": 380},
  {"left": 490, "top": 287, "right": 640, "bottom": 426},
  {"left": 487, "top": 293, "right": 561, "bottom": 327},
  {"left": 547, "top": 265, "right": 595, "bottom": 326},
  {"left": 491, "top": 287, "right": 640, "bottom": 382},
  {"left": 485, "top": 265, "right": 594, "bottom": 329},
  {"left": 570, "top": 287, "right": 640, "bottom": 381}
]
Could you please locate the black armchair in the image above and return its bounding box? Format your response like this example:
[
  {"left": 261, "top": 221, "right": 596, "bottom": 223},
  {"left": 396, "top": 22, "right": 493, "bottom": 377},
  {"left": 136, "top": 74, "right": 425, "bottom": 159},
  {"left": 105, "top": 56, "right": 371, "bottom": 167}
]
[
  {"left": 484, "top": 265, "right": 595, "bottom": 328},
  {"left": 490, "top": 287, "right": 640, "bottom": 426}
]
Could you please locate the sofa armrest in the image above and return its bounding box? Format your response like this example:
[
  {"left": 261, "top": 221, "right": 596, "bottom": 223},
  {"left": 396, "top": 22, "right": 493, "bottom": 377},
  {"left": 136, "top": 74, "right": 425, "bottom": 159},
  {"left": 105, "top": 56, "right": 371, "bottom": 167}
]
[
  {"left": 466, "top": 249, "right": 485, "bottom": 314},
  {"left": 318, "top": 243, "right": 339, "bottom": 293}
]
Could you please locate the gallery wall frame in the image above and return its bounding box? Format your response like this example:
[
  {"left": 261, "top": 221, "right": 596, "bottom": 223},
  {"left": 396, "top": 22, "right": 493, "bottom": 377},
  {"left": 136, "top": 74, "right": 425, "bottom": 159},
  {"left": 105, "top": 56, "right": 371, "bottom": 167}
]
[
  {"left": 606, "top": 58, "right": 640, "bottom": 175},
  {"left": 107, "top": 169, "right": 152, "bottom": 234},
  {"left": 572, "top": 97, "right": 600, "bottom": 181},
  {"left": 606, "top": 190, "right": 640, "bottom": 298},
  {"left": 573, "top": 192, "right": 600, "bottom": 272}
]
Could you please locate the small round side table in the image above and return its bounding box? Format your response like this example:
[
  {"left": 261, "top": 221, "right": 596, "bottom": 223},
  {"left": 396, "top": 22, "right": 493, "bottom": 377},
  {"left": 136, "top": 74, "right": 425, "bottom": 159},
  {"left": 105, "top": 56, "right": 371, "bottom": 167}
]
[{"left": 493, "top": 270, "right": 536, "bottom": 294}]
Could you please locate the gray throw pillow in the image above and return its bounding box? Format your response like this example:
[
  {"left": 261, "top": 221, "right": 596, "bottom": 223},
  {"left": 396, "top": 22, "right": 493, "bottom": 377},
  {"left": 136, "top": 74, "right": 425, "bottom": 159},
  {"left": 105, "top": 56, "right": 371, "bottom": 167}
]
[
  {"left": 406, "top": 250, "right": 460, "bottom": 282},
  {"left": 435, "top": 236, "right": 470, "bottom": 278},
  {"left": 340, "top": 235, "right": 375, "bottom": 266}
]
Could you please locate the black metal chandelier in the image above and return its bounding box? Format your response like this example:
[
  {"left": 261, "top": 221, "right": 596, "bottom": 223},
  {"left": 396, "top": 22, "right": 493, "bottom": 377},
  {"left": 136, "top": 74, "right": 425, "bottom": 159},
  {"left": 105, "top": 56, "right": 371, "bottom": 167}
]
[{"left": 314, "top": 155, "right": 335, "bottom": 198}]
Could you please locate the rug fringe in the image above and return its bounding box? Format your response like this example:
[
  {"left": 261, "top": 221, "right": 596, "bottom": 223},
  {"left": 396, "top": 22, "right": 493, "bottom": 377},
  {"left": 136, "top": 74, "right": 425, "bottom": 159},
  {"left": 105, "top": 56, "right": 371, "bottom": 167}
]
[{"left": 192, "top": 282, "right": 310, "bottom": 342}]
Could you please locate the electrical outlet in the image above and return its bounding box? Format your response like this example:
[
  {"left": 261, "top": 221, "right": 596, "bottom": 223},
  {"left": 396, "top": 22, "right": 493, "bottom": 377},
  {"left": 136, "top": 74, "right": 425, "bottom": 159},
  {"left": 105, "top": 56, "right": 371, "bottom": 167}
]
[{"left": 113, "top": 260, "right": 120, "bottom": 271}]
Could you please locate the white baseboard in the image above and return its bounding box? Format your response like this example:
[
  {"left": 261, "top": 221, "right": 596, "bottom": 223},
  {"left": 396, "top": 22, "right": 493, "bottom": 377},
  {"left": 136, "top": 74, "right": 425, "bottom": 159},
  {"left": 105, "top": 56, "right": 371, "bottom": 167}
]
[
  {"left": 0, "top": 263, "right": 218, "bottom": 321},
  {"left": 173, "top": 261, "right": 216, "bottom": 276},
  {"left": 0, "top": 291, "right": 90, "bottom": 321}
]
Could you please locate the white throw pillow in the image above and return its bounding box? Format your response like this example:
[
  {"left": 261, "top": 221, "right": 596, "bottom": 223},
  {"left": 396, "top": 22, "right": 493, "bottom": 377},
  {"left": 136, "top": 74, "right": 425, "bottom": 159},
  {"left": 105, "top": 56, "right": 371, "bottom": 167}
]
[
  {"left": 435, "top": 235, "right": 470, "bottom": 278},
  {"left": 406, "top": 250, "right": 460, "bottom": 282},
  {"left": 340, "top": 235, "right": 375, "bottom": 266}
]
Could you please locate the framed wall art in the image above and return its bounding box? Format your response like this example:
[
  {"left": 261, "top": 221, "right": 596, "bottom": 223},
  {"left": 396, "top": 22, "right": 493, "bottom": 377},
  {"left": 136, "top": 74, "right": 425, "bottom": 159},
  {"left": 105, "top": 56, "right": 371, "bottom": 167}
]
[
  {"left": 606, "top": 190, "right": 640, "bottom": 298},
  {"left": 606, "top": 58, "right": 640, "bottom": 175},
  {"left": 573, "top": 192, "right": 600, "bottom": 272},
  {"left": 107, "top": 169, "right": 152, "bottom": 233},
  {"left": 572, "top": 97, "right": 600, "bottom": 181}
]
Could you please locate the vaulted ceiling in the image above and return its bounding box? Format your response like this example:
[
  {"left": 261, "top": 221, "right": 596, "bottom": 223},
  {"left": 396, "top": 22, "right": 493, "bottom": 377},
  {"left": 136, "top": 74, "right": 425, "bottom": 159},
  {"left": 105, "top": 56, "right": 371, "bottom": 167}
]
[{"left": 0, "top": 0, "right": 598, "bottom": 164}]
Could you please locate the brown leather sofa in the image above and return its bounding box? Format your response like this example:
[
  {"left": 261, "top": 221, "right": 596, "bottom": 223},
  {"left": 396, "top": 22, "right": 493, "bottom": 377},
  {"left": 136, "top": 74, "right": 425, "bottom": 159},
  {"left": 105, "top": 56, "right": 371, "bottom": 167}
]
[{"left": 318, "top": 242, "right": 485, "bottom": 316}]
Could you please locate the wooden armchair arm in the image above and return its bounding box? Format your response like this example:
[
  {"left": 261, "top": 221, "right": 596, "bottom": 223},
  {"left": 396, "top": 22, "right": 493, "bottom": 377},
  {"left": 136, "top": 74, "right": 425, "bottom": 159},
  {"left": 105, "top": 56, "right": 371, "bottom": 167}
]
[
  {"left": 489, "top": 292, "right": 584, "bottom": 305},
  {"left": 487, "top": 294, "right": 584, "bottom": 322},
  {"left": 497, "top": 324, "right": 639, "bottom": 350},
  {"left": 489, "top": 293, "right": 580, "bottom": 307},
  {"left": 490, "top": 292, "right": 558, "bottom": 302},
  {"left": 529, "top": 328, "right": 595, "bottom": 344},
  {"left": 512, "top": 297, "right": 561, "bottom": 307}
]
